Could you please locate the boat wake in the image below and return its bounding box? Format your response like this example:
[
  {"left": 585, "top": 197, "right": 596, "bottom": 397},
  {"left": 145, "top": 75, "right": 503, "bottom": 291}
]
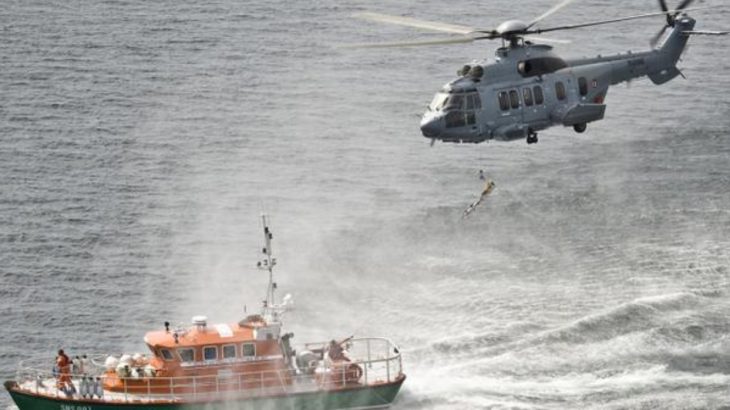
[{"left": 397, "top": 290, "right": 730, "bottom": 409}]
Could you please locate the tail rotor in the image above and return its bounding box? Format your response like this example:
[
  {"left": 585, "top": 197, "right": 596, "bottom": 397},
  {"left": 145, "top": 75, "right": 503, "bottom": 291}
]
[{"left": 651, "top": 0, "right": 695, "bottom": 47}]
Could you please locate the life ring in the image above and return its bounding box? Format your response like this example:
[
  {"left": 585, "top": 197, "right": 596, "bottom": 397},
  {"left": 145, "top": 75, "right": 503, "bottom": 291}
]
[{"left": 345, "top": 363, "right": 363, "bottom": 383}]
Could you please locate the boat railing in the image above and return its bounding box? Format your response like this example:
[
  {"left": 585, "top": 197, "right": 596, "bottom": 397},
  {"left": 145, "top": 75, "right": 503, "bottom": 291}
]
[
  {"left": 303, "top": 337, "right": 403, "bottom": 387},
  {"left": 13, "top": 337, "right": 404, "bottom": 403}
]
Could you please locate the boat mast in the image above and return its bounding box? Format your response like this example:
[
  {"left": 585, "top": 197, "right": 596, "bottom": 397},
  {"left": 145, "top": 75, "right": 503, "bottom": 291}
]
[{"left": 257, "top": 214, "right": 277, "bottom": 321}]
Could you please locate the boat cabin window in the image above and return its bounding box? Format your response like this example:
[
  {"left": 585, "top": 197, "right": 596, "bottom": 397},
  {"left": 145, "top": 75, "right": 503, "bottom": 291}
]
[
  {"left": 203, "top": 346, "right": 218, "bottom": 361},
  {"left": 498, "top": 92, "right": 509, "bottom": 111},
  {"left": 223, "top": 344, "right": 236, "bottom": 359},
  {"left": 509, "top": 90, "right": 520, "bottom": 109},
  {"left": 523, "top": 88, "right": 533, "bottom": 107},
  {"left": 555, "top": 82, "right": 566, "bottom": 101},
  {"left": 160, "top": 348, "right": 174, "bottom": 361},
  {"left": 178, "top": 348, "right": 195, "bottom": 363},
  {"left": 533, "top": 86, "right": 544, "bottom": 105},
  {"left": 578, "top": 77, "right": 588, "bottom": 96},
  {"left": 517, "top": 57, "right": 568, "bottom": 77},
  {"left": 242, "top": 343, "right": 256, "bottom": 357}
]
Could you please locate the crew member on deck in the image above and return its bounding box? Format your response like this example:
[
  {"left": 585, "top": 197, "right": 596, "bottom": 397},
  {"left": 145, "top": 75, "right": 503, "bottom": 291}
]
[
  {"left": 328, "top": 339, "right": 350, "bottom": 362},
  {"left": 56, "top": 349, "right": 73, "bottom": 393}
]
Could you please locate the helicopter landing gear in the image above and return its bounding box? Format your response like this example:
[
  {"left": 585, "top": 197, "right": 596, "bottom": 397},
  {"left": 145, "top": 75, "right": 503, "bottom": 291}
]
[
  {"left": 526, "top": 130, "right": 538, "bottom": 144},
  {"left": 573, "top": 123, "right": 587, "bottom": 133}
]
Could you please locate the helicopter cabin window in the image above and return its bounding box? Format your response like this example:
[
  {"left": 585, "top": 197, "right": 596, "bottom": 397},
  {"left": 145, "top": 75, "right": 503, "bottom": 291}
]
[
  {"left": 203, "top": 346, "right": 218, "bottom": 361},
  {"left": 509, "top": 90, "right": 520, "bottom": 109},
  {"left": 578, "top": 77, "right": 588, "bottom": 96},
  {"left": 160, "top": 348, "right": 174, "bottom": 361},
  {"left": 222, "top": 344, "right": 236, "bottom": 359},
  {"left": 498, "top": 92, "right": 509, "bottom": 111},
  {"left": 555, "top": 82, "right": 566, "bottom": 101},
  {"left": 242, "top": 343, "right": 256, "bottom": 358},
  {"left": 533, "top": 86, "right": 544, "bottom": 105},
  {"left": 177, "top": 348, "right": 195, "bottom": 363},
  {"left": 523, "top": 88, "right": 534, "bottom": 107}
]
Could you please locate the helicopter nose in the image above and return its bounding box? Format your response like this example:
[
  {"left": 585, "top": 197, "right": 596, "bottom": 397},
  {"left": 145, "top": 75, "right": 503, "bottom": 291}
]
[{"left": 420, "top": 116, "right": 442, "bottom": 139}]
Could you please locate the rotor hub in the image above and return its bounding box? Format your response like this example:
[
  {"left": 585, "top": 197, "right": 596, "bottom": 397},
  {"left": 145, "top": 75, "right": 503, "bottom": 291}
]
[{"left": 496, "top": 20, "right": 529, "bottom": 36}]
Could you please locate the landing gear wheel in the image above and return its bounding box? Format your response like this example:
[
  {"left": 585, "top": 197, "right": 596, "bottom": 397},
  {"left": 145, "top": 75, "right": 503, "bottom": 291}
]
[
  {"left": 573, "top": 123, "right": 587, "bottom": 133},
  {"left": 526, "top": 130, "right": 538, "bottom": 144}
]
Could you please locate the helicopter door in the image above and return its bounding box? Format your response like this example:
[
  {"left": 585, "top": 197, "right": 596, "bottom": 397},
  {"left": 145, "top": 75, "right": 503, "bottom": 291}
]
[{"left": 521, "top": 86, "right": 545, "bottom": 126}]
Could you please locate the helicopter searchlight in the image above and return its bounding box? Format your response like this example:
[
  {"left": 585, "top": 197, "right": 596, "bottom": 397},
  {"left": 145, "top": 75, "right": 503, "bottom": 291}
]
[{"left": 351, "top": 0, "right": 728, "bottom": 145}]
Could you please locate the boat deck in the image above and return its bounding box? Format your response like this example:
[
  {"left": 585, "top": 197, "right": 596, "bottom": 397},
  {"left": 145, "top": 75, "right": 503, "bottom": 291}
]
[{"left": 11, "top": 337, "right": 403, "bottom": 404}]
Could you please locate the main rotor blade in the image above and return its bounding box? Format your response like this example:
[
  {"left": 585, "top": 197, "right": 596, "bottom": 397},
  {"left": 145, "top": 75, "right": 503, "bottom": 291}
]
[
  {"left": 676, "top": 0, "right": 695, "bottom": 11},
  {"left": 354, "top": 12, "right": 478, "bottom": 35},
  {"left": 683, "top": 30, "right": 730, "bottom": 35},
  {"left": 528, "top": 0, "right": 577, "bottom": 28},
  {"left": 530, "top": 6, "right": 714, "bottom": 34},
  {"left": 657, "top": 0, "right": 671, "bottom": 25},
  {"left": 342, "top": 36, "right": 477, "bottom": 49},
  {"left": 650, "top": 25, "right": 669, "bottom": 47},
  {"left": 523, "top": 35, "right": 572, "bottom": 44}
]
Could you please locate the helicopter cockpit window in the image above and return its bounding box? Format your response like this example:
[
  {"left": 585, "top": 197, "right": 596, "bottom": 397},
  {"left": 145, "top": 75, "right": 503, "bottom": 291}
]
[
  {"left": 468, "top": 94, "right": 481, "bottom": 110},
  {"left": 429, "top": 93, "right": 450, "bottom": 111},
  {"left": 445, "top": 91, "right": 480, "bottom": 128},
  {"left": 444, "top": 94, "right": 464, "bottom": 111}
]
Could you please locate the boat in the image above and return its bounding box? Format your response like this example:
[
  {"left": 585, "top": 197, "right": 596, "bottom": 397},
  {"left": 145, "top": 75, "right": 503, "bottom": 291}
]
[{"left": 4, "top": 215, "right": 406, "bottom": 409}]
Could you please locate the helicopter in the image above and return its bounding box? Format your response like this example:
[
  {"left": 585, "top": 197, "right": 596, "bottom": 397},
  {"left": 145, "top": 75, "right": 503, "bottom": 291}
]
[{"left": 352, "top": 0, "right": 728, "bottom": 145}]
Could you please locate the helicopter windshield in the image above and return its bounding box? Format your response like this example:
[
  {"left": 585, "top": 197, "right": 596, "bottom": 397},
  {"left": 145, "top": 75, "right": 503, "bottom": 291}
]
[
  {"left": 429, "top": 93, "right": 449, "bottom": 111},
  {"left": 444, "top": 94, "right": 464, "bottom": 111},
  {"left": 443, "top": 92, "right": 481, "bottom": 128}
]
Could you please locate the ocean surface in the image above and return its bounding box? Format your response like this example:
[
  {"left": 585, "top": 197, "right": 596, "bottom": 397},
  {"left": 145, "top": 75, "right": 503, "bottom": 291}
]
[{"left": 1, "top": 0, "right": 729, "bottom": 408}]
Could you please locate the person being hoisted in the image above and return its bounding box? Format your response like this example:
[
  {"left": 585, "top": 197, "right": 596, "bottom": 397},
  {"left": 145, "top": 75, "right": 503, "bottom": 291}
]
[{"left": 55, "top": 349, "right": 75, "bottom": 396}]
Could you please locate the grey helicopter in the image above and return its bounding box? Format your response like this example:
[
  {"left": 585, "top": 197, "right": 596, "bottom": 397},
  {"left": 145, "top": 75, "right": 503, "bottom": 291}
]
[{"left": 353, "top": 0, "right": 728, "bottom": 144}]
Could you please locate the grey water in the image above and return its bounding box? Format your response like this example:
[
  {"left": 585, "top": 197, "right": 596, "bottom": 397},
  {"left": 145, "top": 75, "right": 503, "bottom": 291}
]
[{"left": 1, "top": 0, "right": 729, "bottom": 408}]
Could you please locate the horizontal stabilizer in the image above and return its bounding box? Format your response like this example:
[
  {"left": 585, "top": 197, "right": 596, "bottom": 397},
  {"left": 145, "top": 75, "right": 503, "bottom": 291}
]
[{"left": 682, "top": 30, "right": 730, "bottom": 36}]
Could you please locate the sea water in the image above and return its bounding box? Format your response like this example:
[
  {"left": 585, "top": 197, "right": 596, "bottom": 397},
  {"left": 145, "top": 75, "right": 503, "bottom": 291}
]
[{"left": 1, "top": 0, "right": 729, "bottom": 408}]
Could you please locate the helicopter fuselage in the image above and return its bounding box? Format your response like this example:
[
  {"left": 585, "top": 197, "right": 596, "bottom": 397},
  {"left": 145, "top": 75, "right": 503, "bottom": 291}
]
[{"left": 420, "top": 16, "right": 695, "bottom": 143}]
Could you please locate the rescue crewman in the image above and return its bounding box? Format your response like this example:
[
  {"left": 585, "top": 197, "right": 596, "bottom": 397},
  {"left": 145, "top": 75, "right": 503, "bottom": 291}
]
[
  {"left": 328, "top": 340, "right": 343, "bottom": 361},
  {"left": 327, "top": 337, "right": 353, "bottom": 362},
  {"left": 55, "top": 349, "right": 74, "bottom": 394}
]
